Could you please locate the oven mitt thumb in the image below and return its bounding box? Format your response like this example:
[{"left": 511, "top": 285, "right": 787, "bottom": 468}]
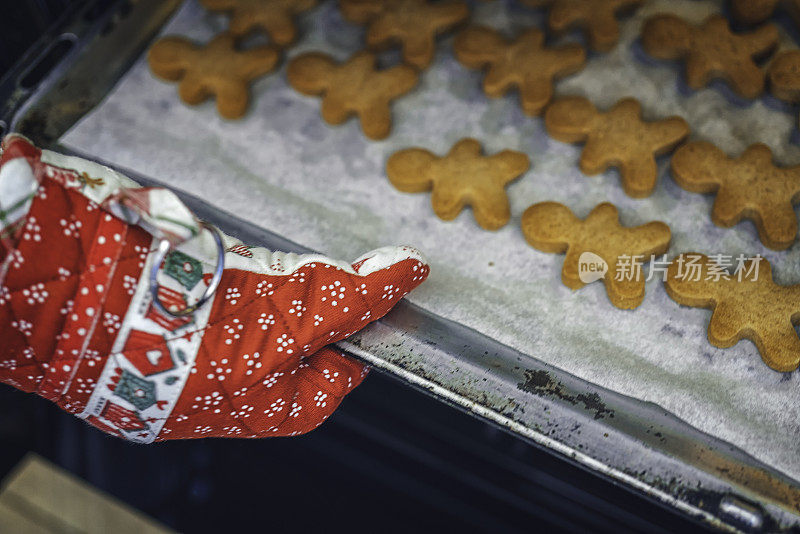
[{"left": 0, "top": 134, "right": 429, "bottom": 442}]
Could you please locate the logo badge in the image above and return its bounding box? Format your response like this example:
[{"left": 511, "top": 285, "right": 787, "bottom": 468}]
[{"left": 578, "top": 252, "right": 608, "bottom": 284}]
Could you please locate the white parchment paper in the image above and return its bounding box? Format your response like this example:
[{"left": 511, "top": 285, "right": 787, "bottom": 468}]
[{"left": 61, "top": 0, "right": 800, "bottom": 480}]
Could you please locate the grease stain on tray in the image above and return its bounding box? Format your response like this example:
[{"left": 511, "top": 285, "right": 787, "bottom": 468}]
[{"left": 517, "top": 369, "right": 615, "bottom": 420}]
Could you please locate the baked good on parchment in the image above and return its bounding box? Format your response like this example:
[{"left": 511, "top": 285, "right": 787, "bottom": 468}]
[
  {"left": 147, "top": 32, "right": 280, "bottom": 120},
  {"left": 521, "top": 202, "right": 671, "bottom": 309},
  {"left": 200, "top": 0, "right": 318, "bottom": 46},
  {"left": 520, "top": 0, "right": 644, "bottom": 52},
  {"left": 339, "top": 0, "right": 470, "bottom": 69},
  {"left": 671, "top": 141, "right": 800, "bottom": 251},
  {"left": 544, "top": 96, "right": 689, "bottom": 198},
  {"left": 287, "top": 51, "right": 418, "bottom": 140},
  {"left": 386, "top": 138, "right": 530, "bottom": 230},
  {"left": 641, "top": 13, "right": 779, "bottom": 99},
  {"left": 454, "top": 25, "right": 586, "bottom": 116},
  {"left": 664, "top": 253, "right": 800, "bottom": 372}
]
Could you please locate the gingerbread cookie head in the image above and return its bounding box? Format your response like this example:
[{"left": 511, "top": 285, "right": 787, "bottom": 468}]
[
  {"left": 339, "top": 0, "right": 469, "bottom": 69},
  {"left": 454, "top": 26, "right": 585, "bottom": 116},
  {"left": 769, "top": 50, "right": 800, "bottom": 103},
  {"left": 386, "top": 138, "right": 530, "bottom": 230},
  {"left": 641, "top": 14, "right": 779, "bottom": 99},
  {"left": 521, "top": 202, "right": 671, "bottom": 309},
  {"left": 287, "top": 51, "right": 418, "bottom": 140},
  {"left": 521, "top": 0, "right": 643, "bottom": 52},
  {"left": 147, "top": 32, "right": 280, "bottom": 119},
  {"left": 545, "top": 97, "right": 689, "bottom": 198},
  {"left": 671, "top": 141, "right": 800, "bottom": 250},
  {"left": 200, "top": 0, "right": 317, "bottom": 46},
  {"left": 664, "top": 253, "right": 800, "bottom": 372}
]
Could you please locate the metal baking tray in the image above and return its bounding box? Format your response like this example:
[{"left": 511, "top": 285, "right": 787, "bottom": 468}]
[{"left": 2, "top": 0, "right": 799, "bottom": 530}]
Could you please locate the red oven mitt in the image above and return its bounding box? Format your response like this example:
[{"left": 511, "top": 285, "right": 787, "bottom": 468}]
[{"left": 0, "top": 135, "right": 429, "bottom": 442}]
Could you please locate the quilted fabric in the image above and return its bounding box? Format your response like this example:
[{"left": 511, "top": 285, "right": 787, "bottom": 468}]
[{"left": 0, "top": 135, "right": 429, "bottom": 440}]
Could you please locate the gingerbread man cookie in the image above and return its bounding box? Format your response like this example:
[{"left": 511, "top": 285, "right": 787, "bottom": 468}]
[
  {"left": 671, "top": 141, "right": 800, "bottom": 251},
  {"left": 386, "top": 138, "right": 530, "bottom": 230},
  {"left": 731, "top": 0, "right": 780, "bottom": 25},
  {"left": 544, "top": 96, "right": 689, "bottom": 198},
  {"left": 287, "top": 51, "right": 418, "bottom": 140},
  {"left": 664, "top": 253, "right": 800, "bottom": 372},
  {"left": 641, "top": 14, "right": 779, "bottom": 99},
  {"left": 147, "top": 32, "right": 280, "bottom": 119},
  {"left": 520, "top": 0, "right": 643, "bottom": 52},
  {"left": 521, "top": 202, "right": 671, "bottom": 309},
  {"left": 768, "top": 50, "right": 800, "bottom": 103},
  {"left": 200, "top": 0, "right": 317, "bottom": 46},
  {"left": 339, "top": 0, "right": 469, "bottom": 69},
  {"left": 453, "top": 26, "right": 585, "bottom": 116}
]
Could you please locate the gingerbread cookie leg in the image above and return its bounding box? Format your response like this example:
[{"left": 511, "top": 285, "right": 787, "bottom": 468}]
[{"left": 665, "top": 253, "right": 800, "bottom": 372}]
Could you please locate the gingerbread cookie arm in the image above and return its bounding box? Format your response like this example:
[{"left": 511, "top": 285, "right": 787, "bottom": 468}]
[
  {"left": 741, "top": 21, "right": 781, "bottom": 56},
  {"left": 646, "top": 116, "right": 691, "bottom": 155},
  {"left": 488, "top": 150, "right": 532, "bottom": 185}
]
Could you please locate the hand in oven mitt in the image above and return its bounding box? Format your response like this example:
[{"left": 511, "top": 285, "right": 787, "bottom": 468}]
[{"left": 0, "top": 135, "right": 429, "bottom": 443}]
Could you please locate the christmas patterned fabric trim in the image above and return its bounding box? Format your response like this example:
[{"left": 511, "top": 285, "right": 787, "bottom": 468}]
[
  {"left": 79, "top": 230, "right": 219, "bottom": 443},
  {"left": 0, "top": 135, "right": 430, "bottom": 441}
]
